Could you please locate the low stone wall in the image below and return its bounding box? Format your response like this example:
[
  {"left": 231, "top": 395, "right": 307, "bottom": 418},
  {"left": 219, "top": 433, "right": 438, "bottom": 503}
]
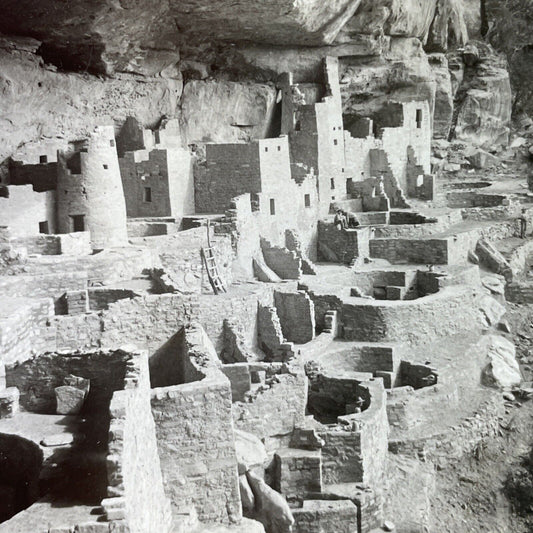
[
  {"left": 446, "top": 192, "right": 507, "bottom": 209},
  {"left": 292, "top": 500, "right": 358, "bottom": 533},
  {"left": 261, "top": 239, "right": 302, "bottom": 279},
  {"left": 88, "top": 288, "right": 139, "bottom": 311},
  {"left": 319, "top": 379, "right": 388, "bottom": 489},
  {"left": 317, "top": 223, "right": 370, "bottom": 265},
  {"left": 340, "top": 286, "right": 499, "bottom": 345},
  {"left": 0, "top": 271, "right": 87, "bottom": 302},
  {"left": 52, "top": 313, "right": 103, "bottom": 351},
  {"left": 9, "top": 232, "right": 92, "bottom": 257},
  {"left": 0, "top": 297, "right": 55, "bottom": 365},
  {"left": 232, "top": 363, "right": 308, "bottom": 448},
  {"left": 369, "top": 237, "right": 450, "bottom": 265},
  {"left": 6, "top": 349, "right": 131, "bottom": 414}
]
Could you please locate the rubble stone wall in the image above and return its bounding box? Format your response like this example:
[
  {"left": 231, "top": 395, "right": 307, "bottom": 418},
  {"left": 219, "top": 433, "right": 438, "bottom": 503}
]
[{"left": 232, "top": 366, "right": 308, "bottom": 446}]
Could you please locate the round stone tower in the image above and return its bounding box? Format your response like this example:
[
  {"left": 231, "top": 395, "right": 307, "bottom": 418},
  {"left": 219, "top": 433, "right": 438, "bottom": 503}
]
[{"left": 57, "top": 125, "right": 128, "bottom": 249}]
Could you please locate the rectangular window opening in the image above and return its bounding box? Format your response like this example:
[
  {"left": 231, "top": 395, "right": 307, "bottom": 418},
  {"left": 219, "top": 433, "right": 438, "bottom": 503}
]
[
  {"left": 70, "top": 215, "right": 85, "bottom": 233},
  {"left": 39, "top": 155, "right": 48, "bottom": 164},
  {"left": 265, "top": 147, "right": 269, "bottom": 152},
  {"left": 103, "top": 164, "right": 108, "bottom": 169},
  {"left": 333, "top": 139, "right": 338, "bottom": 146},
  {"left": 304, "top": 194, "right": 311, "bottom": 208},
  {"left": 330, "top": 178, "right": 335, "bottom": 190},
  {"left": 39, "top": 221, "right": 49, "bottom": 234},
  {"left": 416, "top": 109, "right": 423, "bottom": 129},
  {"left": 270, "top": 198, "right": 276, "bottom": 215},
  {"left": 109, "top": 139, "right": 115, "bottom": 147},
  {"left": 144, "top": 187, "right": 152, "bottom": 203}
]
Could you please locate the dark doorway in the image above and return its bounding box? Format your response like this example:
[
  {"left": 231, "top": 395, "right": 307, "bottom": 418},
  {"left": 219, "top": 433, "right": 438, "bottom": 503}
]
[{"left": 70, "top": 215, "right": 85, "bottom": 232}]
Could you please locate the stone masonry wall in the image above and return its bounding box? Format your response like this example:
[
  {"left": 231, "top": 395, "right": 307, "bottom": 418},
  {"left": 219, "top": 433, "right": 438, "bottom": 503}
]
[
  {"left": 151, "top": 376, "right": 242, "bottom": 524},
  {"left": 369, "top": 237, "right": 449, "bottom": 264},
  {"left": 341, "top": 286, "right": 494, "bottom": 344},
  {"left": 196, "top": 142, "right": 261, "bottom": 214},
  {"left": 0, "top": 185, "right": 56, "bottom": 238},
  {"left": 107, "top": 350, "right": 172, "bottom": 533},
  {"left": 102, "top": 287, "right": 272, "bottom": 355},
  {"left": 0, "top": 271, "right": 87, "bottom": 303},
  {"left": 274, "top": 290, "right": 315, "bottom": 344},
  {"left": 232, "top": 364, "right": 307, "bottom": 446},
  {"left": 0, "top": 297, "right": 55, "bottom": 366},
  {"left": 318, "top": 223, "right": 371, "bottom": 264},
  {"left": 6, "top": 349, "right": 130, "bottom": 413}
]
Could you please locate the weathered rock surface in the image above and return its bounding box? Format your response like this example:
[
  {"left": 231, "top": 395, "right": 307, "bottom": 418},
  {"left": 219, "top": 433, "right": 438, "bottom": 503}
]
[
  {"left": 246, "top": 471, "right": 295, "bottom": 533},
  {"left": 239, "top": 475, "right": 256, "bottom": 512},
  {"left": 0, "top": 38, "right": 181, "bottom": 168},
  {"left": 220, "top": 36, "right": 390, "bottom": 84},
  {"left": 340, "top": 37, "right": 436, "bottom": 117},
  {"left": 428, "top": 54, "right": 454, "bottom": 139},
  {"left": 0, "top": 0, "right": 363, "bottom": 74},
  {"left": 180, "top": 81, "right": 278, "bottom": 145},
  {"left": 481, "top": 335, "right": 522, "bottom": 389},
  {"left": 451, "top": 43, "right": 512, "bottom": 147},
  {"left": 55, "top": 386, "right": 86, "bottom": 415},
  {"left": 345, "top": 0, "right": 438, "bottom": 39},
  {"left": 234, "top": 429, "right": 269, "bottom": 475},
  {"left": 485, "top": 0, "right": 533, "bottom": 116},
  {"left": 425, "top": 0, "right": 468, "bottom": 53}
]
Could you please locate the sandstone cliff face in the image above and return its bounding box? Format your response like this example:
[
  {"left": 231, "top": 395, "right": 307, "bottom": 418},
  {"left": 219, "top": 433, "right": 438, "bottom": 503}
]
[
  {"left": 339, "top": 38, "right": 436, "bottom": 117},
  {"left": 428, "top": 54, "right": 454, "bottom": 139},
  {"left": 343, "top": 0, "right": 438, "bottom": 40},
  {"left": 0, "top": 0, "right": 521, "bottom": 171},
  {"left": 0, "top": 38, "right": 181, "bottom": 169},
  {"left": 485, "top": 0, "right": 533, "bottom": 116},
  {"left": 451, "top": 43, "right": 513, "bottom": 147},
  {"left": 0, "top": 0, "right": 363, "bottom": 75}
]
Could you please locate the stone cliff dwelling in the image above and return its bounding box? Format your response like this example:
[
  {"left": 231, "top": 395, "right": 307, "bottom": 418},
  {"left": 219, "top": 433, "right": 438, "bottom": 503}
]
[{"left": 1, "top": 1, "right": 533, "bottom": 532}]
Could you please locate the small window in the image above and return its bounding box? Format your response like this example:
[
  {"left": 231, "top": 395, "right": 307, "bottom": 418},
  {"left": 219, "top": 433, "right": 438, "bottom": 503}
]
[
  {"left": 144, "top": 187, "right": 152, "bottom": 203},
  {"left": 333, "top": 127, "right": 336, "bottom": 131},
  {"left": 333, "top": 139, "right": 338, "bottom": 146},
  {"left": 70, "top": 215, "right": 85, "bottom": 232},
  {"left": 39, "top": 221, "right": 49, "bottom": 234},
  {"left": 330, "top": 178, "right": 335, "bottom": 190},
  {"left": 304, "top": 194, "right": 311, "bottom": 208},
  {"left": 277, "top": 146, "right": 281, "bottom": 151},
  {"left": 265, "top": 147, "right": 269, "bottom": 153},
  {"left": 39, "top": 155, "right": 48, "bottom": 164},
  {"left": 331, "top": 196, "right": 336, "bottom": 200},
  {"left": 342, "top": 168, "right": 345, "bottom": 173},
  {"left": 416, "top": 109, "right": 423, "bottom": 129},
  {"left": 270, "top": 198, "right": 276, "bottom": 215},
  {"left": 154, "top": 131, "right": 161, "bottom": 144},
  {"left": 103, "top": 164, "right": 108, "bottom": 169},
  {"left": 109, "top": 139, "right": 115, "bottom": 147}
]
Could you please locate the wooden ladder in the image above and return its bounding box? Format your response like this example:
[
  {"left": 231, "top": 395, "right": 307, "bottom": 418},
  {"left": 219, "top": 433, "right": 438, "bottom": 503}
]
[{"left": 201, "top": 219, "right": 226, "bottom": 295}]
